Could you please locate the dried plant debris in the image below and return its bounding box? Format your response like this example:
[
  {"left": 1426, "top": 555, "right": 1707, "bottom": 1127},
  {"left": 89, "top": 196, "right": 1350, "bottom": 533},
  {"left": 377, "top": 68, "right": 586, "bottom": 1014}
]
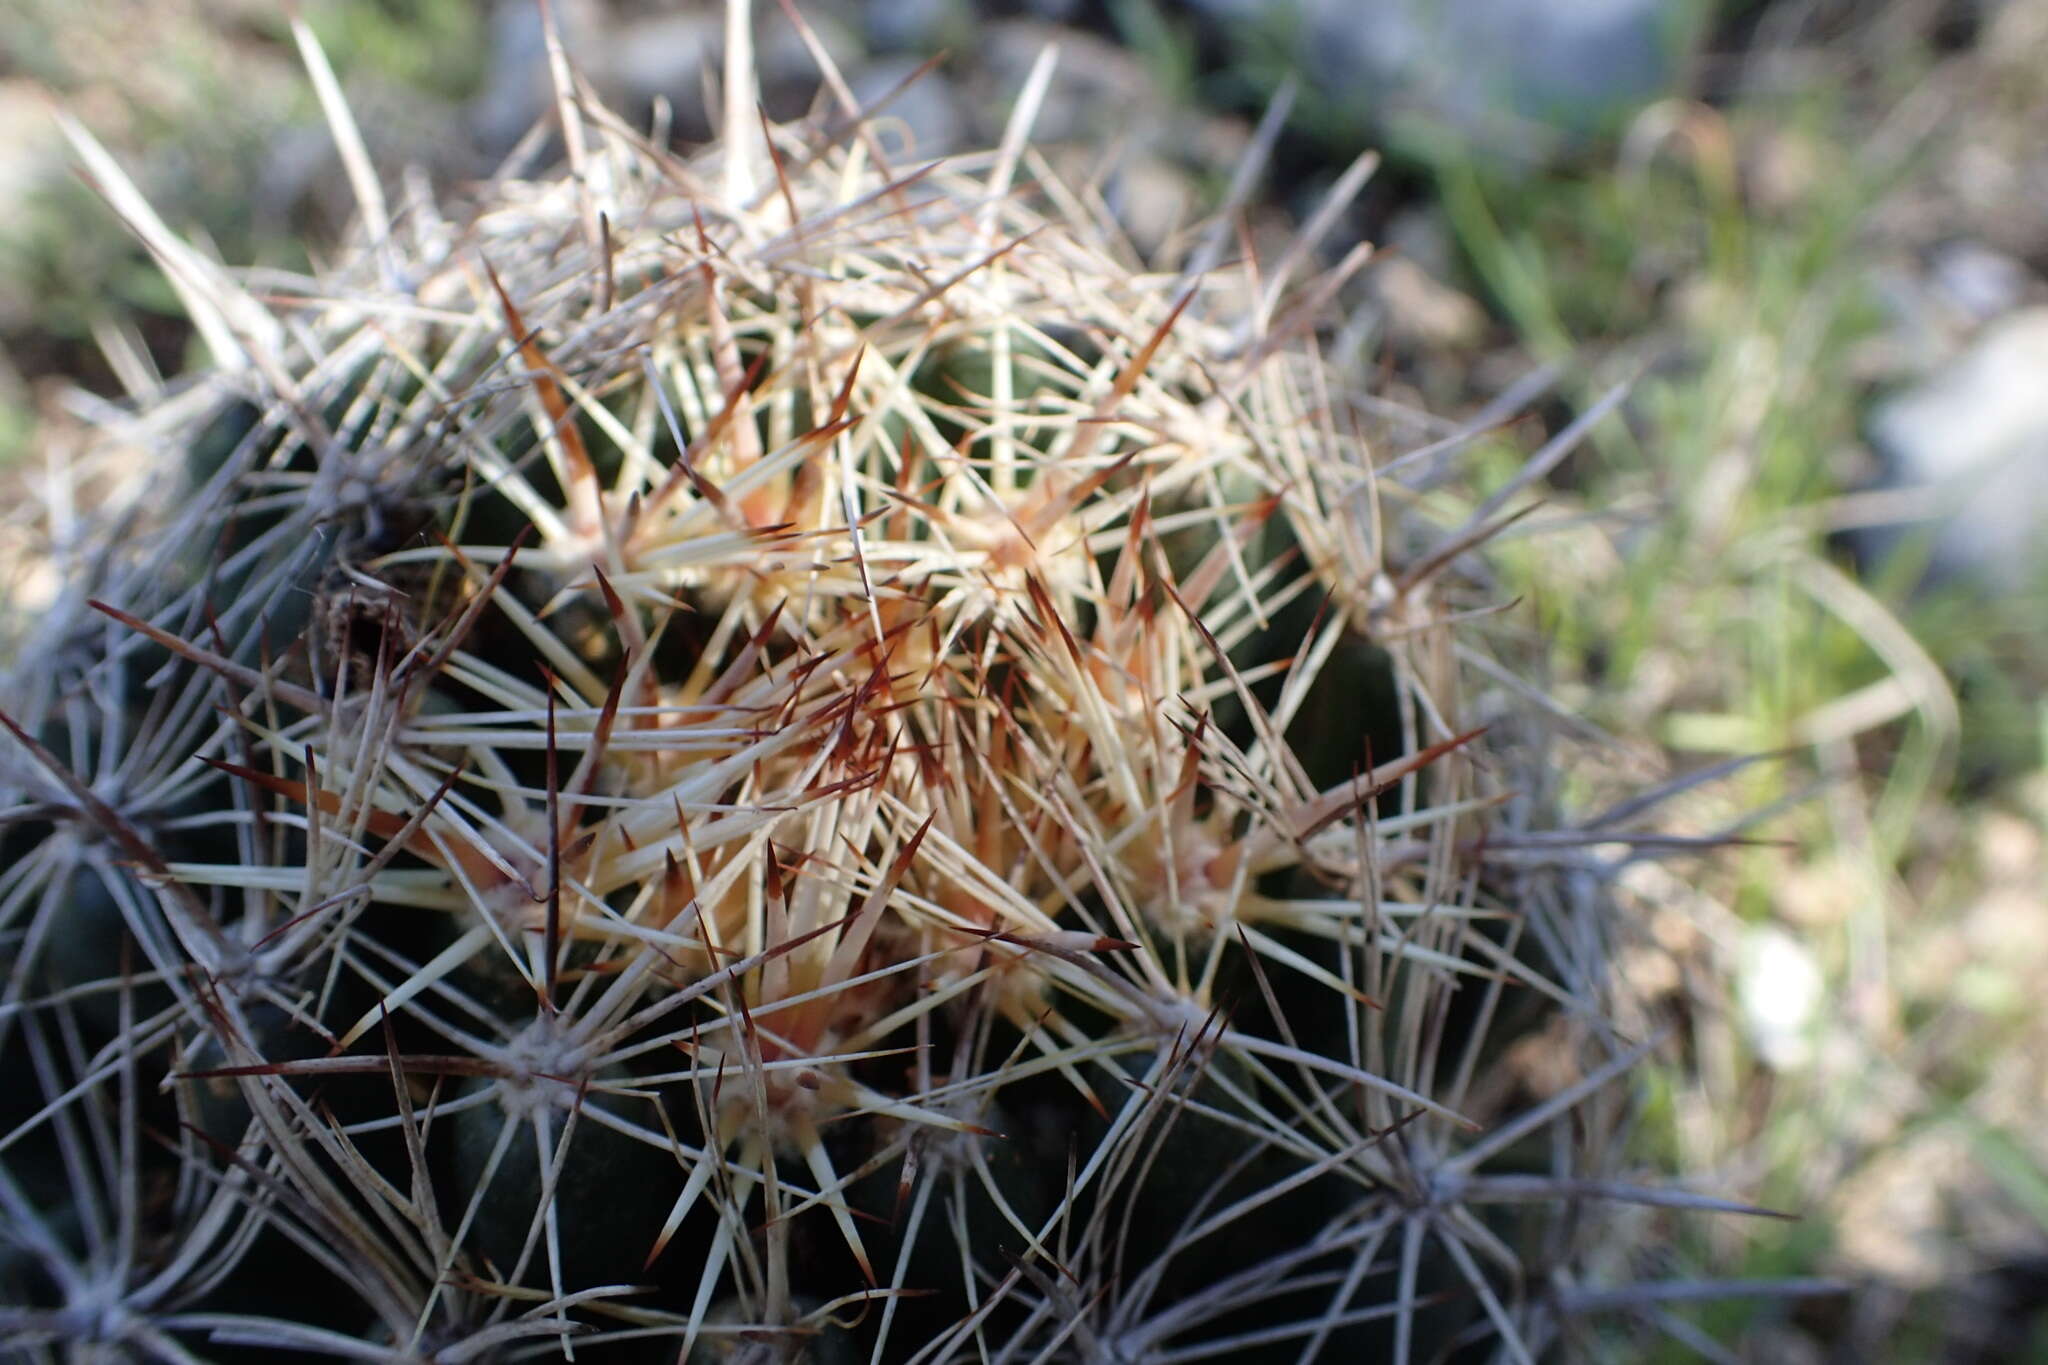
[{"left": 0, "top": 5, "right": 1812, "bottom": 1362}]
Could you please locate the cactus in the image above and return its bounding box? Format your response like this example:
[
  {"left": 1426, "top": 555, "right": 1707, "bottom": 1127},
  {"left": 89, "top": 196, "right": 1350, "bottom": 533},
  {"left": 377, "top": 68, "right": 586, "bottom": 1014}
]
[{"left": 0, "top": 7, "right": 1760, "bottom": 1362}]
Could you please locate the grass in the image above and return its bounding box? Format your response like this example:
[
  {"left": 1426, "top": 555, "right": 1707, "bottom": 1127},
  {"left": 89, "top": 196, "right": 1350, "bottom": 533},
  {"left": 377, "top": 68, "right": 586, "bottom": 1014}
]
[{"left": 1418, "top": 21, "right": 2048, "bottom": 1358}]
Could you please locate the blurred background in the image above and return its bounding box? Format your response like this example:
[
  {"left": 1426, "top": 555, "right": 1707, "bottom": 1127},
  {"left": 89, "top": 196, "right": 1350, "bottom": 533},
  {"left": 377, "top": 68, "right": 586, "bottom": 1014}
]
[{"left": 3, "top": 1, "right": 2045, "bottom": 1358}]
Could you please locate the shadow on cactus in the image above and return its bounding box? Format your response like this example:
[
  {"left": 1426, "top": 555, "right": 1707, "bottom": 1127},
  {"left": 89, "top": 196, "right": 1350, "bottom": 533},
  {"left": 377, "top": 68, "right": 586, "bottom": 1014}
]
[{"left": 0, "top": 5, "right": 1808, "bottom": 1362}]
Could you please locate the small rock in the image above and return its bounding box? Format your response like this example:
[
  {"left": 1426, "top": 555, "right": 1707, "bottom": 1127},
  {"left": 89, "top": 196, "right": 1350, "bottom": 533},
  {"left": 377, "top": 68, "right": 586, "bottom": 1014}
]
[
  {"left": 602, "top": 14, "right": 725, "bottom": 113},
  {"left": 1831, "top": 1129, "right": 1975, "bottom": 1286},
  {"left": 473, "top": 0, "right": 606, "bottom": 156},
  {"left": 863, "top": 0, "right": 970, "bottom": 53},
  {"left": 1368, "top": 255, "right": 1487, "bottom": 351},
  {"left": 979, "top": 23, "right": 1169, "bottom": 148},
  {"left": 1177, "top": 0, "right": 1710, "bottom": 168},
  {"left": 1738, "top": 923, "right": 1823, "bottom": 1072},
  {"left": 1862, "top": 307, "right": 2048, "bottom": 590},
  {"left": 848, "top": 56, "right": 965, "bottom": 159},
  {"left": 1101, "top": 153, "right": 1198, "bottom": 257},
  {"left": 1927, "top": 240, "right": 2034, "bottom": 323},
  {"left": 472, "top": 3, "right": 854, "bottom": 154},
  {"left": 1975, "top": 807, "right": 2042, "bottom": 885},
  {"left": 1380, "top": 205, "right": 1461, "bottom": 282}
]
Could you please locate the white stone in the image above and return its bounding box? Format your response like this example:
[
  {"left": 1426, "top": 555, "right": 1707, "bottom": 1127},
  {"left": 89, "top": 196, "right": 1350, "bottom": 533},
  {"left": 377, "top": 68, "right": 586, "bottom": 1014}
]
[
  {"left": 1866, "top": 307, "right": 2048, "bottom": 589},
  {"left": 1737, "top": 923, "right": 1824, "bottom": 1072}
]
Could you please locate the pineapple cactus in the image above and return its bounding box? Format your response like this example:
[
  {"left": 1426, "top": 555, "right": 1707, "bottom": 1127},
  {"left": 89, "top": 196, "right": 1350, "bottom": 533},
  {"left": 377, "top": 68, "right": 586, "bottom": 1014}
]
[{"left": 0, "top": 5, "right": 1773, "bottom": 1361}]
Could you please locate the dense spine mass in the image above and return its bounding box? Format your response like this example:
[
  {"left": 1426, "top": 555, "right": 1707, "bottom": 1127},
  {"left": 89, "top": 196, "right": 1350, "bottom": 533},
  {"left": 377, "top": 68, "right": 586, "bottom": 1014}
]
[{"left": 0, "top": 10, "right": 1720, "bottom": 1362}]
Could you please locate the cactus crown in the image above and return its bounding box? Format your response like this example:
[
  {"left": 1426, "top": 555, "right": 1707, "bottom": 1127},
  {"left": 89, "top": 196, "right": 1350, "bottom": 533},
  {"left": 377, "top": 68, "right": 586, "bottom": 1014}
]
[{"left": 0, "top": 7, "right": 1696, "bottom": 1362}]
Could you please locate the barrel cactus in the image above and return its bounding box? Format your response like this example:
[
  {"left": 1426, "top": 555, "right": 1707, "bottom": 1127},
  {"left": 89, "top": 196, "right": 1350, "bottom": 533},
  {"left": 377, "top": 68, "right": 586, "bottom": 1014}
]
[{"left": 0, "top": 6, "right": 1743, "bottom": 1362}]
